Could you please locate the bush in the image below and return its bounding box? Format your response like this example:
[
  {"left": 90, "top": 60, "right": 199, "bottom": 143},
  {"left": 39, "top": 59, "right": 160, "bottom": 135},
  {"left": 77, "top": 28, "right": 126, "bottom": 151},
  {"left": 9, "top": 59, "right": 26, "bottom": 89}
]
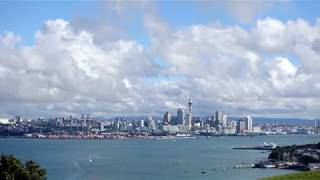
[{"left": 0, "top": 154, "right": 47, "bottom": 180}]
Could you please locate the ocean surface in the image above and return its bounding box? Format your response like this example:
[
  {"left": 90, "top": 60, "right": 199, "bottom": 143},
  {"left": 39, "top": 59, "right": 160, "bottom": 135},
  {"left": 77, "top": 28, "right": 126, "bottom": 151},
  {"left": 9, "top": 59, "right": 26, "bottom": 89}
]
[{"left": 1, "top": 134, "right": 319, "bottom": 180}]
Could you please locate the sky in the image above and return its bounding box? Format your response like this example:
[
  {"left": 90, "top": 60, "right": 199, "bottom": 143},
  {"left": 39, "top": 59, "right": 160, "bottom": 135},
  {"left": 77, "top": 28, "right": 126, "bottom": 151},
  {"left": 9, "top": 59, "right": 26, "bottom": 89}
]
[{"left": 0, "top": 0, "right": 320, "bottom": 119}]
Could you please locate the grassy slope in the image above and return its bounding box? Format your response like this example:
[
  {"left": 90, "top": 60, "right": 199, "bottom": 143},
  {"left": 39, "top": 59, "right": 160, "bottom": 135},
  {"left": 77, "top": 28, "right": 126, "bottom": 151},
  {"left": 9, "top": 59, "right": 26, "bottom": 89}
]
[{"left": 259, "top": 170, "right": 320, "bottom": 180}]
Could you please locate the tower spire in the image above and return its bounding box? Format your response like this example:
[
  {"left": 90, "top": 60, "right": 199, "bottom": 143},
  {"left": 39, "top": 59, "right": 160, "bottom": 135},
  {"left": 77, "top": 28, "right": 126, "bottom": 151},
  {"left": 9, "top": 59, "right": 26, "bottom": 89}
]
[
  {"left": 186, "top": 87, "right": 193, "bottom": 131},
  {"left": 188, "top": 88, "right": 192, "bottom": 114}
]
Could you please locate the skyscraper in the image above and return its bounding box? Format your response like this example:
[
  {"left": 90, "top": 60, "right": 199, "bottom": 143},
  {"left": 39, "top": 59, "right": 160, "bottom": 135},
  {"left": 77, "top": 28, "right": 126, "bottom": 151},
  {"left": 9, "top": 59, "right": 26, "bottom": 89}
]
[
  {"left": 139, "top": 120, "right": 145, "bottom": 127},
  {"left": 237, "top": 116, "right": 253, "bottom": 134},
  {"left": 244, "top": 116, "right": 253, "bottom": 132},
  {"left": 100, "top": 121, "right": 104, "bottom": 131},
  {"left": 222, "top": 114, "right": 228, "bottom": 128},
  {"left": 215, "top": 111, "right": 224, "bottom": 126},
  {"left": 164, "top": 112, "right": 172, "bottom": 124},
  {"left": 177, "top": 108, "right": 185, "bottom": 125},
  {"left": 237, "top": 119, "right": 246, "bottom": 134}
]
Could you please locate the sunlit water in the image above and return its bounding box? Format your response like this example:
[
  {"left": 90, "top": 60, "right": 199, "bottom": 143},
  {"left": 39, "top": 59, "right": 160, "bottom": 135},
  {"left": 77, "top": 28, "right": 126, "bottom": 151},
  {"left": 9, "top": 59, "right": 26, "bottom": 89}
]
[{"left": 1, "top": 134, "right": 319, "bottom": 180}]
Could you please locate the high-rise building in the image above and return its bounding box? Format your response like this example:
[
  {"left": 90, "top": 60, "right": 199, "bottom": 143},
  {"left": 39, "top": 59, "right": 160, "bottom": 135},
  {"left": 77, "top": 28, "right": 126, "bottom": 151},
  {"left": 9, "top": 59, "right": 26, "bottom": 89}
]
[
  {"left": 164, "top": 112, "right": 172, "bottom": 124},
  {"left": 222, "top": 114, "right": 228, "bottom": 128},
  {"left": 114, "top": 117, "right": 120, "bottom": 130},
  {"left": 237, "top": 116, "right": 253, "bottom": 133},
  {"left": 177, "top": 108, "right": 185, "bottom": 125},
  {"left": 139, "top": 120, "right": 145, "bottom": 127},
  {"left": 81, "top": 114, "right": 87, "bottom": 127},
  {"left": 100, "top": 121, "right": 104, "bottom": 131},
  {"left": 215, "top": 111, "right": 224, "bottom": 125},
  {"left": 148, "top": 120, "right": 156, "bottom": 130},
  {"left": 237, "top": 119, "right": 247, "bottom": 134},
  {"left": 244, "top": 116, "right": 253, "bottom": 132}
]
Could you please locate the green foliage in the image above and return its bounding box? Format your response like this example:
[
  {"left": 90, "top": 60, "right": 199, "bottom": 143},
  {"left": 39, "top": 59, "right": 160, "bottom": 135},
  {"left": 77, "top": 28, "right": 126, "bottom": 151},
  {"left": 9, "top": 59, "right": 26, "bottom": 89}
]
[
  {"left": 259, "top": 170, "right": 320, "bottom": 180},
  {"left": 0, "top": 154, "right": 47, "bottom": 180},
  {"left": 268, "top": 143, "right": 320, "bottom": 164}
]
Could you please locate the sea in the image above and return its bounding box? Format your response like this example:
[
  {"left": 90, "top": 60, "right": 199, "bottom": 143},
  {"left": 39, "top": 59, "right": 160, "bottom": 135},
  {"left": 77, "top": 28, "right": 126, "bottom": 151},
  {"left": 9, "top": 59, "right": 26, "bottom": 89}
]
[{"left": 0, "top": 134, "right": 319, "bottom": 180}]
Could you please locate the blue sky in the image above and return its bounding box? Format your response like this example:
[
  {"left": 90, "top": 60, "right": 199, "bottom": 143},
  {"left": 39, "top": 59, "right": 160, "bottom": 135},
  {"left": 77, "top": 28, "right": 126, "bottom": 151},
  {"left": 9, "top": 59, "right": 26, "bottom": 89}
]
[
  {"left": 1, "top": 1, "right": 320, "bottom": 46},
  {"left": 0, "top": 1, "right": 98, "bottom": 45}
]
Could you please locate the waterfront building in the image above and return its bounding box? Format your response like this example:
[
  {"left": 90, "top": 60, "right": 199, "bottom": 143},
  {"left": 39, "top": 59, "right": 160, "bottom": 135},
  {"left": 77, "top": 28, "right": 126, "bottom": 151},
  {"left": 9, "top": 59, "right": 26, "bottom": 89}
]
[
  {"left": 162, "top": 125, "right": 179, "bottom": 133},
  {"left": 164, "top": 112, "right": 172, "bottom": 124},
  {"left": 223, "top": 127, "right": 236, "bottom": 135},
  {"left": 237, "top": 119, "right": 247, "bottom": 134},
  {"left": 0, "top": 118, "right": 12, "bottom": 125},
  {"left": 253, "top": 126, "right": 261, "bottom": 133}
]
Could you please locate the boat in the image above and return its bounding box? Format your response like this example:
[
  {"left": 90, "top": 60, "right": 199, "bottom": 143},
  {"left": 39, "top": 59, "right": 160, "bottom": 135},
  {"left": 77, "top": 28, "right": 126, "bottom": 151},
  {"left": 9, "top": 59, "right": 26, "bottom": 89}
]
[
  {"left": 254, "top": 163, "right": 276, "bottom": 168},
  {"left": 233, "top": 142, "right": 277, "bottom": 150}
]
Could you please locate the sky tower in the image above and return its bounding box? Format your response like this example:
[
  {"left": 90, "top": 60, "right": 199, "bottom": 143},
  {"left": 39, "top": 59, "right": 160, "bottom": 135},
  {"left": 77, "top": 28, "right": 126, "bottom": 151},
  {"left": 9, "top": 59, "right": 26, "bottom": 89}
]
[
  {"left": 186, "top": 88, "right": 192, "bottom": 130},
  {"left": 188, "top": 88, "right": 192, "bottom": 115}
]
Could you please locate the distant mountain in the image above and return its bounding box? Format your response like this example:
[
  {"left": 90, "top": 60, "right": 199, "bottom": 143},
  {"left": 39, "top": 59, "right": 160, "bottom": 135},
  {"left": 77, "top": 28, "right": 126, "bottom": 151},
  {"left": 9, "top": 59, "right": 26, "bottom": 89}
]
[{"left": 252, "top": 117, "right": 317, "bottom": 126}]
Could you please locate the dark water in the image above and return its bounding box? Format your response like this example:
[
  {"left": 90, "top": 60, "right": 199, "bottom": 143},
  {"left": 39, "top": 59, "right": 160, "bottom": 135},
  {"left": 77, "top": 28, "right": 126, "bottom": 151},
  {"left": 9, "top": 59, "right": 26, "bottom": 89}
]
[{"left": 0, "top": 134, "right": 319, "bottom": 180}]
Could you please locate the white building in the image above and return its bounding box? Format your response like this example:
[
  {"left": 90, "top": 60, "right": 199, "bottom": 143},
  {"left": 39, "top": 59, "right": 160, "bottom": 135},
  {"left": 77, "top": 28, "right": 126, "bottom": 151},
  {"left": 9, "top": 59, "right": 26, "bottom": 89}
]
[
  {"left": 148, "top": 120, "right": 156, "bottom": 130},
  {"left": 162, "top": 125, "right": 180, "bottom": 133},
  {"left": 244, "top": 116, "right": 253, "bottom": 132},
  {"left": 100, "top": 121, "right": 104, "bottom": 131},
  {"left": 0, "top": 118, "right": 13, "bottom": 125},
  {"left": 222, "top": 114, "right": 228, "bottom": 128},
  {"left": 139, "top": 120, "right": 145, "bottom": 127}
]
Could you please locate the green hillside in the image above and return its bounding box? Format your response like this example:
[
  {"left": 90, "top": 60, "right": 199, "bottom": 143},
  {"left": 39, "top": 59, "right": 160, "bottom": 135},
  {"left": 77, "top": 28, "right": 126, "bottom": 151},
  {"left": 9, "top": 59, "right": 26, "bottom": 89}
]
[{"left": 259, "top": 170, "right": 320, "bottom": 180}]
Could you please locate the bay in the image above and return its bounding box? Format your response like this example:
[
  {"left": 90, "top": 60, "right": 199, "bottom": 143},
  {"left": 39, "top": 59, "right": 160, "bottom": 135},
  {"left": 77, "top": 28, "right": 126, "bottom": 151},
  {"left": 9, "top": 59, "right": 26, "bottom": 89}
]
[{"left": 0, "top": 134, "right": 319, "bottom": 180}]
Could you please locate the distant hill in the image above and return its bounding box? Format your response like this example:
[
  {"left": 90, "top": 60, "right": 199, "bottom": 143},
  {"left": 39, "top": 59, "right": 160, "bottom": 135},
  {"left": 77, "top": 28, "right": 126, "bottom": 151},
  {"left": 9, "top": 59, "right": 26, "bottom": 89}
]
[{"left": 252, "top": 117, "right": 317, "bottom": 126}]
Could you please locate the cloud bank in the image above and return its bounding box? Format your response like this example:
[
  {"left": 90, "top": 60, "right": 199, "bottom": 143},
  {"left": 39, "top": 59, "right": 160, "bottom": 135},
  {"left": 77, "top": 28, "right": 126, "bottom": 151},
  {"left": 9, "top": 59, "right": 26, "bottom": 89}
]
[{"left": 1, "top": 13, "right": 320, "bottom": 118}]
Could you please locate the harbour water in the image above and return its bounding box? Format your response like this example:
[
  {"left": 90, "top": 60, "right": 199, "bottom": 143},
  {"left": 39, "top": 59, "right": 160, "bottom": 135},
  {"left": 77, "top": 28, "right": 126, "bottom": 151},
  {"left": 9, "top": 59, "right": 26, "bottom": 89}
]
[{"left": 0, "top": 134, "right": 319, "bottom": 180}]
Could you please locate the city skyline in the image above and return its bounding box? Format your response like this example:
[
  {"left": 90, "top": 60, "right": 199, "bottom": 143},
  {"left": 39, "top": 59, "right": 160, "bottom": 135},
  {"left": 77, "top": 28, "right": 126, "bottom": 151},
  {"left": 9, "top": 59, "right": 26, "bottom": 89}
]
[{"left": 1, "top": 1, "right": 320, "bottom": 119}]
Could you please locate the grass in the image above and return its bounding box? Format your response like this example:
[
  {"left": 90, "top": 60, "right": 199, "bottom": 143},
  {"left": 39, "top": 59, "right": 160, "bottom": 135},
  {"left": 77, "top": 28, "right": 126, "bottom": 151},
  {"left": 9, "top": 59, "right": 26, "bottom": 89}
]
[{"left": 259, "top": 170, "right": 320, "bottom": 180}]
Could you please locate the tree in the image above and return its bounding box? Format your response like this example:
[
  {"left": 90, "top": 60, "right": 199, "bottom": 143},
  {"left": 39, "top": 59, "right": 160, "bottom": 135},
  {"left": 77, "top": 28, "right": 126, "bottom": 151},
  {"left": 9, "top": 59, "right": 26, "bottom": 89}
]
[{"left": 0, "top": 154, "right": 47, "bottom": 180}]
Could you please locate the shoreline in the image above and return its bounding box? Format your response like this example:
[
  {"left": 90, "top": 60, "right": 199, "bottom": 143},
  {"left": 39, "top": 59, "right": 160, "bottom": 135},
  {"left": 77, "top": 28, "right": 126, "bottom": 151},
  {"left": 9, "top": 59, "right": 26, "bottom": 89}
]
[{"left": 0, "top": 133, "right": 315, "bottom": 140}]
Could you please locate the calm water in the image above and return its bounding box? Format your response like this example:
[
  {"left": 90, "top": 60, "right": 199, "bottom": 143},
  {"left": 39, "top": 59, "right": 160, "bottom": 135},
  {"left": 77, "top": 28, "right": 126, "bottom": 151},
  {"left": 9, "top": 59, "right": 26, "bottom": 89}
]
[{"left": 1, "top": 134, "right": 319, "bottom": 180}]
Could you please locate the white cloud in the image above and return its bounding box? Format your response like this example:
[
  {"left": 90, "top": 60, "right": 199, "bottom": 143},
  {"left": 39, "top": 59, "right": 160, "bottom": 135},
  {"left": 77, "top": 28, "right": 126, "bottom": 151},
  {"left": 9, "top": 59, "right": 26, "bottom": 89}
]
[{"left": 1, "top": 17, "right": 320, "bottom": 118}]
